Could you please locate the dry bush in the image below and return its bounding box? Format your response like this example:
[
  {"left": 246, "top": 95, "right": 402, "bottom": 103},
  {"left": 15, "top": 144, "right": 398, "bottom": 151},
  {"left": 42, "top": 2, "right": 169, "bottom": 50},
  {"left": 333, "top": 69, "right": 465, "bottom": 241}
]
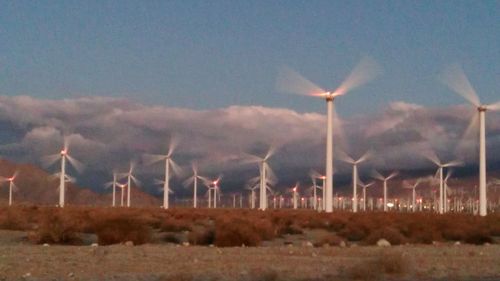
[
  {"left": 0, "top": 206, "right": 32, "bottom": 230},
  {"left": 93, "top": 215, "right": 152, "bottom": 245},
  {"left": 160, "top": 217, "right": 192, "bottom": 232},
  {"left": 29, "top": 208, "right": 82, "bottom": 245},
  {"left": 313, "top": 233, "right": 343, "bottom": 247},
  {"left": 188, "top": 226, "right": 215, "bottom": 245},
  {"left": 214, "top": 217, "right": 262, "bottom": 247},
  {"left": 346, "top": 250, "right": 411, "bottom": 280},
  {"left": 364, "top": 227, "right": 407, "bottom": 245},
  {"left": 464, "top": 230, "right": 493, "bottom": 245},
  {"left": 338, "top": 224, "right": 367, "bottom": 241}
]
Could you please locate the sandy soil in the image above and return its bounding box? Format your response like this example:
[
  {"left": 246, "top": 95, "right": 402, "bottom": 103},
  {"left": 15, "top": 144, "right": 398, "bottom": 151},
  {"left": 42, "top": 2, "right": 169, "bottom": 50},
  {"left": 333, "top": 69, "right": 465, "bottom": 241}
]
[{"left": 0, "top": 230, "right": 499, "bottom": 281}]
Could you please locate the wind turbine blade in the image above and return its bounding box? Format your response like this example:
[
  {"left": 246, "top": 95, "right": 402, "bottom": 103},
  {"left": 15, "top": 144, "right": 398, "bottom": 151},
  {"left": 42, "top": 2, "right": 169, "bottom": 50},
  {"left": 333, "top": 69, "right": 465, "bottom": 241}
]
[
  {"left": 12, "top": 170, "right": 19, "bottom": 180},
  {"left": 337, "top": 149, "right": 355, "bottom": 164},
  {"left": 167, "top": 136, "right": 180, "bottom": 157},
  {"left": 12, "top": 182, "right": 18, "bottom": 192},
  {"left": 309, "top": 169, "right": 323, "bottom": 179},
  {"left": 333, "top": 56, "right": 382, "bottom": 96},
  {"left": 142, "top": 154, "right": 166, "bottom": 165},
  {"left": 264, "top": 146, "right": 276, "bottom": 161},
  {"left": 65, "top": 175, "right": 76, "bottom": 183},
  {"left": 104, "top": 181, "right": 113, "bottom": 188},
  {"left": 63, "top": 137, "right": 70, "bottom": 152},
  {"left": 422, "top": 149, "right": 441, "bottom": 166},
  {"left": 240, "top": 152, "right": 263, "bottom": 165},
  {"left": 439, "top": 64, "right": 481, "bottom": 107},
  {"left": 456, "top": 112, "right": 480, "bottom": 155},
  {"left": 487, "top": 101, "right": 500, "bottom": 111},
  {"left": 386, "top": 171, "right": 399, "bottom": 181},
  {"left": 183, "top": 176, "right": 195, "bottom": 187},
  {"left": 413, "top": 178, "right": 422, "bottom": 188},
  {"left": 169, "top": 159, "right": 183, "bottom": 177},
  {"left": 332, "top": 103, "right": 348, "bottom": 150},
  {"left": 154, "top": 179, "right": 166, "bottom": 185},
  {"left": 356, "top": 150, "right": 373, "bottom": 164},
  {"left": 130, "top": 175, "right": 141, "bottom": 186},
  {"left": 445, "top": 169, "right": 453, "bottom": 182},
  {"left": 371, "top": 170, "right": 385, "bottom": 181},
  {"left": 366, "top": 182, "right": 375, "bottom": 188},
  {"left": 191, "top": 162, "right": 198, "bottom": 174},
  {"left": 443, "top": 160, "right": 463, "bottom": 168},
  {"left": 41, "top": 154, "right": 61, "bottom": 168},
  {"left": 246, "top": 176, "right": 260, "bottom": 186},
  {"left": 265, "top": 164, "right": 278, "bottom": 185},
  {"left": 276, "top": 67, "right": 325, "bottom": 97},
  {"left": 66, "top": 154, "right": 85, "bottom": 173}
]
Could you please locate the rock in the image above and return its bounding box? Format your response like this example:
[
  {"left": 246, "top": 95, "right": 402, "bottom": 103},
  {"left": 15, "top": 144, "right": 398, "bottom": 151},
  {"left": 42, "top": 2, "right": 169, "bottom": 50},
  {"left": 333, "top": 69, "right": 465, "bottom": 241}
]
[
  {"left": 42, "top": 243, "right": 50, "bottom": 247},
  {"left": 182, "top": 242, "right": 190, "bottom": 247},
  {"left": 312, "top": 252, "right": 318, "bottom": 257},
  {"left": 454, "top": 241, "right": 461, "bottom": 246},
  {"left": 22, "top": 273, "right": 31, "bottom": 279},
  {"left": 339, "top": 241, "right": 346, "bottom": 248},
  {"left": 376, "top": 239, "right": 391, "bottom": 247},
  {"left": 484, "top": 243, "right": 490, "bottom": 246},
  {"left": 124, "top": 241, "right": 134, "bottom": 246},
  {"left": 303, "top": 241, "right": 313, "bottom": 247},
  {"left": 90, "top": 243, "right": 98, "bottom": 247},
  {"left": 68, "top": 272, "right": 75, "bottom": 278}
]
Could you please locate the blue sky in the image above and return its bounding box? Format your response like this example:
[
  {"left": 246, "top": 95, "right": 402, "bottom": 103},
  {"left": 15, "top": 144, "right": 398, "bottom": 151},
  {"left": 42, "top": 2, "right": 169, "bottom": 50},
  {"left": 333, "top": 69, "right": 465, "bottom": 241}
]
[{"left": 1, "top": 1, "right": 498, "bottom": 117}]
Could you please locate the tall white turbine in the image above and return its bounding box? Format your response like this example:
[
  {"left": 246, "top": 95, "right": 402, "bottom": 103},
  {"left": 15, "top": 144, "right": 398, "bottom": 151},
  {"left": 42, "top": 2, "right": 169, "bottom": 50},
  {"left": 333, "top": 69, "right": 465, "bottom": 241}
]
[
  {"left": 125, "top": 162, "right": 140, "bottom": 207},
  {"left": 242, "top": 147, "right": 278, "bottom": 210},
  {"left": 245, "top": 176, "right": 260, "bottom": 209},
  {"left": 105, "top": 172, "right": 127, "bottom": 207},
  {"left": 440, "top": 65, "right": 500, "bottom": 216},
  {"left": 423, "top": 150, "right": 462, "bottom": 214},
  {"left": 310, "top": 170, "right": 326, "bottom": 211},
  {"left": 277, "top": 57, "right": 381, "bottom": 213},
  {"left": 357, "top": 179, "right": 375, "bottom": 212},
  {"left": 201, "top": 175, "right": 222, "bottom": 208},
  {"left": 143, "top": 140, "right": 182, "bottom": 209},
  {"left": 403, "top": 179, "right": 421, "bottom": 212},
  {"left": 116, "top": 182, "right": 127, "bottom": 207},
  {"left": 290, "top": 183, "right": 300, "bottom": 209},
  {"left": 1, "top": 171, "right": 19, "bottom": 206},
  {"left": 183, "top": 163, "right": 203, "bottom": 208},
  {"left": 444, "top": 169, "right": 454, "bottom": 212},
  {"left": 339, "top": 151, "right": 371, "bottom": 213},
  {"left": 42, "top": 139, "right": 84, "bottom": 208},
  {"left": 372, "top": 170, "right": 398, "bottom": 212}
]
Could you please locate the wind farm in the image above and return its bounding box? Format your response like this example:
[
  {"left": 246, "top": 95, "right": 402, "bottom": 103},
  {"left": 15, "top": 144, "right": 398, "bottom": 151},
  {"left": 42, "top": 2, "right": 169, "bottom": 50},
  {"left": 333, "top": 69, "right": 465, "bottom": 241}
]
[{"left": 0, "top": 1, "right": 499, "bottom": 281}]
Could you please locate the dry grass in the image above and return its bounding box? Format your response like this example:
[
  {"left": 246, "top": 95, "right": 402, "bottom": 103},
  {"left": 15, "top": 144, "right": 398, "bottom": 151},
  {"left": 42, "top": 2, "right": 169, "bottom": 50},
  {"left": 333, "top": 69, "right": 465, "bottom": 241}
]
[{"left": 0, "top": 205, "right": 498, "bottom": 246}]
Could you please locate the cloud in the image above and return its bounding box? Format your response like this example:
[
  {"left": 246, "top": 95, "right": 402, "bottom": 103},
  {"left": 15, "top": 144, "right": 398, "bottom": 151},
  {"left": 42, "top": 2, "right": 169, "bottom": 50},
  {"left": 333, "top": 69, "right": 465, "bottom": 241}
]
[{"left": 0, "top": 95, "right": 499, "bottom": 193}]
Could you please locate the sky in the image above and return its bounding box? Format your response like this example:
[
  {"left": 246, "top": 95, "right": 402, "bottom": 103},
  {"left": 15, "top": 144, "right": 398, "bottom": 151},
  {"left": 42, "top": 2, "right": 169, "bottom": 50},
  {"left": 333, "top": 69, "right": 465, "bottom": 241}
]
[{"left": 0, "top": 1, "right": 499, "bottom": 195}]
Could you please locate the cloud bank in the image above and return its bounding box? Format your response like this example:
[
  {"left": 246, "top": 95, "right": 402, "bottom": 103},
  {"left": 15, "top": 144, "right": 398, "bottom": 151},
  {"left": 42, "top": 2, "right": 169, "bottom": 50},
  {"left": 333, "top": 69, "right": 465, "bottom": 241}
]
[{"left": 0, "top": 95, "right": 499, "bottom": 194}]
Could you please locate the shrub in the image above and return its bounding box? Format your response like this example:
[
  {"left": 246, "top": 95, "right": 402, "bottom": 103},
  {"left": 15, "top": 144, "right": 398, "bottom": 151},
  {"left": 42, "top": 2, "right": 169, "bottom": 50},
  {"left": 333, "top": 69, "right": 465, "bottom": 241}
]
[
  {"left": 160, "top": 217, "right": 192, "bottom": 232},
  {"left": 0, "top": 207, "right": 31, "bottom": 230},
  {"left": 188, "top": 227, "right": 215, "bottom": 245},
  {"left": 93, "top": 216, "right": 152, "bottom": 245},
  {"left": 464, "top": 230, "right": 493, "bottom": 245},
  {"left": 29, "top": 209, "right": 81, "bottom": 245},
  {"left": 346, "top": 250, "right": 411, "bottom": 280},
  {"left": 339, "top": 225, "right": 367, "bottom": 241},
  {"left": 365, "top": 227, "right": 406, "bottom": 245},
  {"left": 313, "top": 233, "right": 343, "bottom": 247},
  {"left": 214, "top": 217, "right": 262, "bottom": 247}
]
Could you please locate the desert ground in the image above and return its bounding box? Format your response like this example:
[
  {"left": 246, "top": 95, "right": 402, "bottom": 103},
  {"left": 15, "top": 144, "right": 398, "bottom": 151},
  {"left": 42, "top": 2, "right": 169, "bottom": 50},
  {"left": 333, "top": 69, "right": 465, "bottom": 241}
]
[{"left": 0, "top": 206, "right": 499, "bottom": 280}]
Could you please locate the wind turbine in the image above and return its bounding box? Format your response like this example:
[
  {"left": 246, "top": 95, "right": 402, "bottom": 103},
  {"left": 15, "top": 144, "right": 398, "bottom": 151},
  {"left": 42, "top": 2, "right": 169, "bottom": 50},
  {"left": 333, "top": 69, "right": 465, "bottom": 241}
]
[
  {"left": 1, "top": 171, "right": 19, "bottom": 206},
  {"left": 310, "top": 170, "right": 326, "bottom": 211},
  {"left": 440, "top": 65, "right": 500, "bottom": 216},
  {"left": 183, "top": 163, "right": 202, "bottom": 208},
  {"left": 444, "top": 169, "right": 454, "bottom": 212},
  {"left": 104, "top": 172, "right": 127, "bottom": 207},
  {"left": 308, "top": 171, "right": 322, "bottom": 210},
  {"left": 242, "top": 147, "right": 278, "bottom": 210},
  {"left": 372, "top": 170, "right": 398, "bottom": 212},
  {"left": 277, "top": 57, "right": 381, "bottom": 213},
  {"left": 245, "top": 176, "right": 260, "bottom": 209},
  {"left": 143, "top": 139, "right": 182, "bottom": 209},
  {"left": 125, "top": 162, "right": 140, "bottom": 207},
  {"left": 116, "top": 182, "right": 127, "bottom": 207},
  {"left": 403, "top": 179, "right": 421, "bottom": 212},
  {"left": 42, "top": 138, "right": 84, "bottom": 208},
  {"left": 289, "top": 182, "right": 300, "bottom": 209},
  {"left": 423, "top": 150, "right": 462, "bottom": 214},
  {"left": 339, "top": 150, "right": 371, "bottom": 213},
  {"left": 201, "top": 175, "right": 222, "bottom": 208},
  {"left": 357, "top": 179, "right": 375, "bottom": 212}
]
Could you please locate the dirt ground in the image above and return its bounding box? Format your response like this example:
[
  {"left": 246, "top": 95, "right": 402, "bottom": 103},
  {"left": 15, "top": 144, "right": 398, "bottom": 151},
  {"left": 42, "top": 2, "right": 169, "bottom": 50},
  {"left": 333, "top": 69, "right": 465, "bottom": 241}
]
[{"left": 0, "top": 230, "right": 499, "bottom": 281}]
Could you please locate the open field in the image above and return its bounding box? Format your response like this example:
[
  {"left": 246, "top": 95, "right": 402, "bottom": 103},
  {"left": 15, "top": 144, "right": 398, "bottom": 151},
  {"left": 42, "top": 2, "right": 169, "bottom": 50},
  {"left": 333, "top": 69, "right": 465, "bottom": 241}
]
[{"left": 1, "top": 206, "right": 499, "bottom": 280}]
